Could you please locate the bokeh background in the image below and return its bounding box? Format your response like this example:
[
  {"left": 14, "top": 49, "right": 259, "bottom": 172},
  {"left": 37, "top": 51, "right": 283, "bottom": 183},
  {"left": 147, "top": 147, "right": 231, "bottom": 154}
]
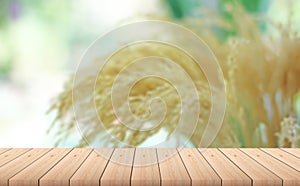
[{"left": 0, "top": 0, "right": 299, "bottom": 147}]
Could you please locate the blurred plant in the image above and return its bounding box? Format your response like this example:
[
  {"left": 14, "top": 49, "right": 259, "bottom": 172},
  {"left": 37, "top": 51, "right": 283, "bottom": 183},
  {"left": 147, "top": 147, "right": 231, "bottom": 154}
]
[
  {"left": 164, "top": 0, "right": 270, "bottom": 40},
  {"left": 0, "top": 1, "right": 10, "bottom": 27},
  {"left": 188, "top": 1, "right": 300, "bottom": 147},
  {"left": 163, "top": 0, "right": 200, "bottom": 19},
  {"left": 276, "top": 116, "right": 300, "bottom": 147},
  {"left": 0, "top": 0, "right": 18, "bottom": 80},
  {"left": 0, "top": 0, "right": 74, "bottom": 81},
  {"left": 0, "top": 60, "right": 13, "bottom": 80},
  {"left": 48, "top": 43, "right": 211, "bottom": 147},
  {"left": 48, "top": 1, "right": 300, "bottom": 147}
]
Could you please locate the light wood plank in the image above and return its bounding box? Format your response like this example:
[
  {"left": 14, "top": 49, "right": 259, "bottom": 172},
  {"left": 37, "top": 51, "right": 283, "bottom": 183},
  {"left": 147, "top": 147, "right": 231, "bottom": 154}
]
[
  {"left": 0, "top": 148, "right": 50, "bottom": 186},
  {"left": 281, "top": 148, "right": 300, "bottom": 158},
  {"left": 0, "top": 148, "right": 31, "bottom": 167},
  {"left": 201, "top": 148, "right": 251, "bottom": 186},
  {"left": 178, "top": 148, "right": 220, "bottom": 186},
  {"left": 0, "top": 148, "right": 297, "bottom": 186},
  {"left": 220, "top": 148, "right": 282, "bottom": 186},
  {"left": 70, "top": 148, "right": 114, "bottom": 186},
  {"left": 157, "top": 148, "right": 190, "bottom": 186},
  {"left": 241, "top": 148, "right": 300, "bottom": 186},
  {"left": 261, "top": 148, "right": 300, "bottom": 172},
  {"left": 101, "top": 148, "right": 135, "bottom": 186},
  {"left": 131, "top": 148, "right": 160, "bottom": 186},
  {"left": 39, "top": 148, "right": 92, "bottom": 186},
  {"left": 9, "top": 148, "right": 72, "bottom": 186},
  {"left": 0, "top": 149, "right": 11, "bottom": 155}
]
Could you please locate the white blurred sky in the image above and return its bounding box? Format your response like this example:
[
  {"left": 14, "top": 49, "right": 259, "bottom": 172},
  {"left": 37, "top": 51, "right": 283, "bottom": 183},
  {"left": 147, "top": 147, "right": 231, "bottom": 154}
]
[{"left": 0, "top": 0, "right": 164, "bottom": 147}]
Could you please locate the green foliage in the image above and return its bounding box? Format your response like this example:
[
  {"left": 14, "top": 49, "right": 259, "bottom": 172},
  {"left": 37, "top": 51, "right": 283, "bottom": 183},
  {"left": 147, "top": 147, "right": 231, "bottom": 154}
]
[
  {"left": 294, "top": 91, "right": 300, "bottom": 123},
  {"left": 164, "top": 0, "right": 270, "bottom": 40},
  {"left": 229, "top": 114, "right": 246, "bottom": 147},
  {"left": 0, "top": 0, "right": 9, "bottom": 28},
  {"left": 164, "top": 0, "right": 200, "bottom": 19},
  {"left": 0, "top": 59, "right": 12, "bottom": 80}
]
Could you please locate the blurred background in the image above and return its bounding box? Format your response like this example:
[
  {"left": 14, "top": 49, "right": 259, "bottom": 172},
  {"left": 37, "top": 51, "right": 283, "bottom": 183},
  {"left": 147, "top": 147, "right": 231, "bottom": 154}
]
[{"left": 0, "top": 0, "right": 299, "bottom": 147}]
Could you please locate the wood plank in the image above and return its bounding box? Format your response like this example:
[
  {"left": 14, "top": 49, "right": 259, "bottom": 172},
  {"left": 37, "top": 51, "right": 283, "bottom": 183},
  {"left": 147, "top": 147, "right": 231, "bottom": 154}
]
[
  {"left": 39, "top": 148, "right": 92, "bottom": 186},
  {"left": 220, "top": 148, "right": 282, "bottom": 186},
  {"left": 0, "top": 149, "right": 11, "bottom": 155},
  {"left": 9, "top": 148, "right": 72, "bottom": 186},
  {"left": 201, "top": 148, "right": 251, "bottom": 186},
  {"left": 70, "top": 148, "right": 114, "bottom": 186},
  {"left": 131, "top": 148, "right": 160, "bottom": 186},
  {"left": 0, "top": 148, "right": 31, "bottom": 167},
  {"left": 0, "top": 148, "right": 50, "bottom": 186},
  {"left": 178, "top": 148, "right": 220, "bottom": 186},
  {"left": 101, "top": 148, "right": 135, "bottom": 186},
  {"left": 261, "top": 148, "right": 300, "bottom": 171},
  {"left": 241, "top": 148, "right": 300, "bottom": 186},
  {"left": 0, "top": 148, "right": 298, "bottom": 186},
  {"left": 157, "top": 148, "right": 190, "bottom": 186},
  {"left": 281, "top": 148, "right": 300, "bottom": 158}
]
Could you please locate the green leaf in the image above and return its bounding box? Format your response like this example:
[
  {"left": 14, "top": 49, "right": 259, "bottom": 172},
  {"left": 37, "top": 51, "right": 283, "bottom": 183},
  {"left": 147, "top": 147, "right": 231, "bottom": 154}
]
[
  {"left": 164, "top": 0, "right": 200, "bottom": 19},
  {"left": 229, "top": 114, "right": 246, "bottom": 147},
  {"left": 294, "top": 91, "right": 300, "bottom": 123}
]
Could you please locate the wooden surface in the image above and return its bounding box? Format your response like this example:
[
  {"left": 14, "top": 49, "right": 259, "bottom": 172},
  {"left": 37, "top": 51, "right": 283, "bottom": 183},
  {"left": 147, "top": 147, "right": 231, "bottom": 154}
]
[
  {"left": 220, "top": 148, "right": 281, "bottom": 186},
  {"left": 131, "top": 148, "right": 160, "bottom": 186},
  {"left": 157, "top": 148, "right": 190, "bottom": 186},
  {"left": 201, "top": 149, "right": 251, "bottom": 186},
  {"left": 39, "top": 148, "right": 92, "bottom": 186},
  {"left": 241, "top": 148, "right": 300, "bottom": 186},
  {"left": 70, "top": 148, "right": 113, "bottom": 186},
  {"left": 0, "top": 148, "right": 299, "bottom": 186},
  {"left": 100, "top": 148, "right": 135, "bottom": 186}
]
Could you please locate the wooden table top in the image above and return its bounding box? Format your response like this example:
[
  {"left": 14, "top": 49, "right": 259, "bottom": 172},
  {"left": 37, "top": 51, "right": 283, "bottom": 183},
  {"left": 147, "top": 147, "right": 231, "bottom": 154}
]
[{"left": 0, "top": 148, "right": 299, "bottom": 186}]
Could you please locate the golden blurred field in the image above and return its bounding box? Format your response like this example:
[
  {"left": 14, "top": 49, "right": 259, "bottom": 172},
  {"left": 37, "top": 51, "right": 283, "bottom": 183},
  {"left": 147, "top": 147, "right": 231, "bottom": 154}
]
[{"left": 49, "top": 2, "right": 300, "bottom": 148}]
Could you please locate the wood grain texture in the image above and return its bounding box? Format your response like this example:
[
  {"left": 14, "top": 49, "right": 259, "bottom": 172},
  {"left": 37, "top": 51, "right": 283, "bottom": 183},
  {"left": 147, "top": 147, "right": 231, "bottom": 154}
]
[
  {"left": 39, "top": 148, "right": 92, "bottom": 186},
  {"left": 157, "top": 148, "right": 190, "bottom": 186},
  {"left": 0, "top": 148, "right": 31, "bottom": 167},
  {"left": 101, "top": 148, "right": 135, "bottom": 186},
  {"left": 9, "top": 148, "right": 72, "bottom": 186},
  {"left": 0, "top": 149, "right": 11, "bottom": 155},
  {"left": 0, "top": 148, "right": 299, "bottom": 186},
  {"left": 241, "top": 148, "right": 300, "bottom": 186},
  {"left": 201, "top": 148, "right": 251, "bottom": 186},
  {"left": 0, "top": 148, "right": 50, "bottom": 186},
  {"left": 281, "top": 148, "right": 300, "bottom": 158},
  {"left": 220, "top": 148, "right": 281, "bottom": 186},
  {"left": 261, "top": 148, "right": 300, "bottom": 172},
  {"left": 131, "top": 148, "right": 160, "bottom": 186},
  {"left": 70, "top": 148, "right": 114, "bottom": 186},
  {"left": 179, "top": 148, "right": 221, "bottom": 186}
]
